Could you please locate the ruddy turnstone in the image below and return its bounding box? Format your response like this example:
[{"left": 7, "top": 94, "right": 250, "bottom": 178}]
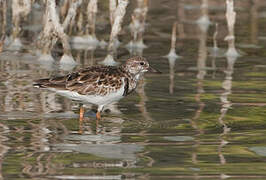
[{"left": 34, "top": 56, "right": 158, "bottom": 122}]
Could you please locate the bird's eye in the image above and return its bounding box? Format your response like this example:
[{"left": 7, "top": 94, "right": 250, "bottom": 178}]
[{"left": 140, "top": 62, "right": 145, "bottom": 66}]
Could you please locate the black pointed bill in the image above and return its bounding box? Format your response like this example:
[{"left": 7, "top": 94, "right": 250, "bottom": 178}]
[{"left": 148, "top": 66, "right": 162, "bottom": 74}]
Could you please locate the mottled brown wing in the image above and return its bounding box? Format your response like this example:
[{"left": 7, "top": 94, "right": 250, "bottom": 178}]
[
  {"left": 35, "top": 66, "right": 125, "bottom": 96},
  {"left": 66, "top": 66, "right": 123, "bottom": 96},
  {"left": 65, "top": 66, "right": 124, "bottom": 96}
]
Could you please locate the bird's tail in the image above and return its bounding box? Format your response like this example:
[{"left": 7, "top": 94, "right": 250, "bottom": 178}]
[{"left": 33, "top": 78, "right": 50, "bottom": 88}]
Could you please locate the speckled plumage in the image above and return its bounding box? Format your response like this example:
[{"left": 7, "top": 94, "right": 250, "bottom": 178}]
[
  {"left": 34, "top": 56, "right": 151, "bottom": 119},
  {"left": 35, "top": 66, "right": 126, "bottom": 96}
]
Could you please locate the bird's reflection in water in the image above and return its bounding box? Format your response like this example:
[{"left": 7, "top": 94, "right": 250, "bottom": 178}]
[{"left": 52, "top": 120, "right": 144, "bottom": 174}]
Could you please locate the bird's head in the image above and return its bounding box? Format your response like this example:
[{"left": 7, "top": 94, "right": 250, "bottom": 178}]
[{"left": 123, "top": 56, "right": 150, "bottom": 75}]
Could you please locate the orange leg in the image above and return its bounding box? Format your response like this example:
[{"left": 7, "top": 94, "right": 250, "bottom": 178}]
[
  {"left": 79, "top": 106, "right": 85, "bottom": 122},
  {"left": 79, "top": 106, "right": 85, "bottom": 134},
  {"left": 96, "top": 111, "right": 101, "bottom": 120}
]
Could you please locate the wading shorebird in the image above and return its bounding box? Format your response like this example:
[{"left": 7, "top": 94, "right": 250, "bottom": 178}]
[{"left": 34, "top": 56, "right": 159, "bottom": 122}]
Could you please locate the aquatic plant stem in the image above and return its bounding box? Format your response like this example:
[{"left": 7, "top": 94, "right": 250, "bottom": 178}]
[
  {"left": 38, "top": 0, "right": 80, "bottom": 58},
  {"left": 170, "top": 22, "right": 177, "bottom": 51},
  {"left": 11, "top": 0, "right": 31, "bottom": 39},
  {"left": 109, "top": 0, "right": 117, "bottom": 27},
  {"left": 63, "top": 0, "right": 82, "bottom": 30},
  {"left": 107, "top": 0, "right": 128, "bottom": 55},
  {"left": 101, "top": 0, "right": 128, "bottom": 65},
  {"left": 0, "top": 0, "right": 6, "bottom": 52},
  {"left": 1, "top": 0, "right": 6, "bottom": 36},
  {"left": 225, "top": 0, "right": 239, "bottom": 57},
  {"left": 86, "top": 0, "right": 98, "bottom": 38}
]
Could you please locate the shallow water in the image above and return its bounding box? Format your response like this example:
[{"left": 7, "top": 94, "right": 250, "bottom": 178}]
[{"left": 1, "top": 0, "right": 266, "bottom": 179}]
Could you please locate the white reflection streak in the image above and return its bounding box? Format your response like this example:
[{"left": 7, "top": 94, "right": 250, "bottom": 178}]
[
  {"left": 196, "top": 0, "right": 209, "bottom": 81},
  {"left": 136, "top": 78, "right": 155, "bottom": 167},
  {"left": 165, "top": 22, "right": 179, "bottom": 94},
  {"left": 216, "top": 0, "right": 239, "bottom": 171},
  {"left": 190, "top": 0, "right": 209, "bottom": 167},
  {"left": 169, "top": 55, "right": 176, "bottom": 95},
  {"left": 218, "top": 64, "right": 231, "bottom": 165},
  {"left": 218, "top": 55, "right": 236, "bottom": 165},
  {"left": 211, "top": 23, "right": 218, "bottom": 79}
]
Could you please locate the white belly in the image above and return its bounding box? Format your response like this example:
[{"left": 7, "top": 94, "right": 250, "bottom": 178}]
[{"left": 52, "top": 86, "right": 125, "bottom": 106}]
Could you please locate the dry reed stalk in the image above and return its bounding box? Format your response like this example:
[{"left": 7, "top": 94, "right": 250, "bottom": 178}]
[
  {"left": 176, "top": 0, "right": 185, "bottom": 39},
  {"left": 109, "top": 0, "right": 117, "bottom": 27},
  {"left": 38, "top": 0, "right": 63, "bottom": 54},
  {"left": 165, "top": 22, "right": 179, "bottom": 94},
  {"left": 0, "top": 0, "right": 6, "bottom": 36},
  {"left": 6, "top": 0, "right": 31, "bottom": 50},
  {"left": 128, "top": 0, "right": 148, "bottom": 49},
  {"left": 63, "top": 0, "right": 82, "bottom": 30},
  {"left": 197, "top": 14, "right": 208, "bottom": 81},
  {"left": 108, "top": 0, "right": 128, "bottom": 53},
  {"left": 60, "top": 0, "right": 70, "bottom": 19},
  {"left": 210, "top": 23, "right": 219, "bottom": 76},
  {"left": 197, "top": 0, "right": 210, "bottom": 32},
  {"left": 62, "top": 0, "right": 82, "bottom": 36},
  {"left": 86, "top": 0, "right": 98, "bottom": 38},
  {"left": 101, "top": 0, "right": 128, "bottom": 65},
  {"left": 213, "top": 23, "right": 218, "bottom": 50},
  {"left": 69, "top": 0, "right": 98, "bottom": 51},
  {"left": 170, "top": 22, "right": 177, "bottom": 51},
  {"left": 224, "top": 0, "right": 239, "bottom": 57},
  {"left": 222, "top": 1, "right": 238, "bottom": 134},
  {"left": 76, "top": 9, "right": 84, "bottom": 35},
  {"left": 169, "top": 22, "right": 178, "bottom": 57},
  {"left": 0, "top": 0, "right": 6, "bottom": 52},
  {"left": 165, "top": 22, "right": 179, "bottom": 59},
  {"left": 37, "top": 0, "right": 83, "bottom": 66},
  {"left": 136, "top": 0, "right": 148, "bottom": 43},
  {"left": 125, "top": 0, "right": 148, "bottom": 56},
  {"left": 11, "top": 0, "right": 31, "bottom": 38}
]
